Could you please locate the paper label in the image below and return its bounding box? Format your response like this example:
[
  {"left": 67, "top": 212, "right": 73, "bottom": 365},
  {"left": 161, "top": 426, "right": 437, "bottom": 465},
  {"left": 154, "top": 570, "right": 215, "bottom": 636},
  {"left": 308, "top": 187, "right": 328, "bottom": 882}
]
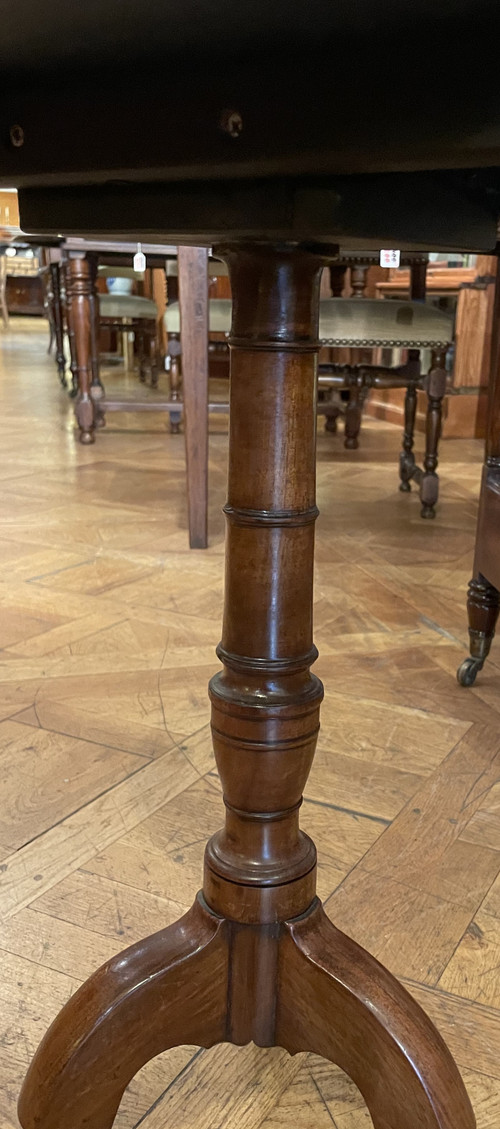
[
  {"left": 380, "top": 249, "right": 401, "bottom": 268},
  {"left": 134, "top": 245, "right": 146, "bottom": 272}
]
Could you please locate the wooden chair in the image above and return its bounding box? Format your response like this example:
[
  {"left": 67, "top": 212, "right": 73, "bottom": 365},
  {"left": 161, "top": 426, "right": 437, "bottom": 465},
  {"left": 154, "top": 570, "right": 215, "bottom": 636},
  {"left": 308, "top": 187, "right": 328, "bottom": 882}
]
[
  {"left": 165, "top": 291, "right": 453, "bottom": 519},
  {"left": 97, "top": 266, "right": 159, "bottom": 386}
]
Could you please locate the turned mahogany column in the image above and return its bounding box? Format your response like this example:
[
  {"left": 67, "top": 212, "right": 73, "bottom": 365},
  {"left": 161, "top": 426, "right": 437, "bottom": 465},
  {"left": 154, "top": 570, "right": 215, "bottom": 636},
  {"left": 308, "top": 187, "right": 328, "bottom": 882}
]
[{"left": 18, "top": 242, "right": 475, "bottom": 1129}]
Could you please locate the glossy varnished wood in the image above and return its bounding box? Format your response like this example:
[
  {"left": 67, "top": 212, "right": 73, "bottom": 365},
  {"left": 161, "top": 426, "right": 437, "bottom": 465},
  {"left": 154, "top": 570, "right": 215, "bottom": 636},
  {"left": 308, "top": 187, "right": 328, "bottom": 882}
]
[
  {"left": 0, "top": 319, "right": 498, "bottom": 1129},
  {"left": 458, "top": 268, "right": 500, "bottom": 684},
  {"left": 16, "top": 245, "right": 475, "bottom": 1129}
]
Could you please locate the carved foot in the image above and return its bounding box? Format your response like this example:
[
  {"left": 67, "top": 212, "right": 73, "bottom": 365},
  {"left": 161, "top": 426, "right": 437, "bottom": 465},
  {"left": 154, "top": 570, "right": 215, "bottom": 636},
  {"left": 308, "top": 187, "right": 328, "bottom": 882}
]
[
  {"left": 399, "top": 480, "right": 411, "bottom": 492},
  {"left": 344, "top": 436, "right": 359, "bottom": 450},
  {"left": 420, "top": 470, "right": 438, "bottom": 519},
  {"left": 323, "top": 403, "right": 340, "bottom": 434},
  {"left": 18, "top": 897, "right": 228, "bottom": 1129},
  {"left": 457, "top": 576, "right": 500, "bottom": 686},
  {"left": 169, "top": 410, "right": 182, "bottom": 434},
  {"left": 277, "top": 901, "right": 475, "bottom": 1129}
]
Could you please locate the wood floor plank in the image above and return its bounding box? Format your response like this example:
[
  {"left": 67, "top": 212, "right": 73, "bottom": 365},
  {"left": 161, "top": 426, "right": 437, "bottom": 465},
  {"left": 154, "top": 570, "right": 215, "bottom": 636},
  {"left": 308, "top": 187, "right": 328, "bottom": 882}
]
[
  {"left": 0, "top": 719, "right": 147, "bottom": 850},
  {"left": 0, "top": 746, "right": 198, "bottom": 920},
  {"left": 0, "top": 321, "right": 498, "bottom": 1127}
]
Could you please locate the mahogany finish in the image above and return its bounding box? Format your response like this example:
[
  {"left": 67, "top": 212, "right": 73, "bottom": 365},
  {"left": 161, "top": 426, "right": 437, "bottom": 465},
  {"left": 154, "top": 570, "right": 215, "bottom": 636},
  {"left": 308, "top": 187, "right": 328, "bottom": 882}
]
[
  {"left": 66, "top": 255, "right": 95, "bottom": 444},
  {"left": 19, "top": 242, "right": 475, "bottom": 1129},
  {"left": 458, "top": 267, "right": 500, "bottom": 685},
  {"left": 49, "top": 261, "right": 66, "bottom": 381}
]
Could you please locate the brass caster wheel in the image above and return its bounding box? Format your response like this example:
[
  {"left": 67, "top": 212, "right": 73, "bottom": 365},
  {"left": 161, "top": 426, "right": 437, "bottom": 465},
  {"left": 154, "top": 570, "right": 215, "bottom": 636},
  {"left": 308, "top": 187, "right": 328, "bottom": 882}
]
[{"left": 457, "top": 656, "right": 483, "bottom": 687}]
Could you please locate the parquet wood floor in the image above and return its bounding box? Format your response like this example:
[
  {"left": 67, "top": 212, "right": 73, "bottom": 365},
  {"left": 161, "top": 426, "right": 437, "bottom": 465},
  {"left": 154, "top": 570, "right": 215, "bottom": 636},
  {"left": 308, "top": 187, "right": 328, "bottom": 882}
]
[{"left": 0, "top": 319, "right": 499, "bottom": 1128}]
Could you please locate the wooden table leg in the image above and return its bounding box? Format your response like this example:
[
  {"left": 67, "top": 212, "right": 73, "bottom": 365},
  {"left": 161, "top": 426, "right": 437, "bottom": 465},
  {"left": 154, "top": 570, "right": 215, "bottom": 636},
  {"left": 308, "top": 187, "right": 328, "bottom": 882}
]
[
  {"left": 49, "top": 262, "right": 66, "bottom": 384},
  {"left": 178, "top": 246, "right": 209, "bottom": 549},
  {"left": 18, "top": 242, "right": 475, "bottom": 1129},
  {"left": 88, "top": 254, "right": 106, "bottom": 429},
  {"left": 66, "top": 255, "right": 96, "bottom": 443}
]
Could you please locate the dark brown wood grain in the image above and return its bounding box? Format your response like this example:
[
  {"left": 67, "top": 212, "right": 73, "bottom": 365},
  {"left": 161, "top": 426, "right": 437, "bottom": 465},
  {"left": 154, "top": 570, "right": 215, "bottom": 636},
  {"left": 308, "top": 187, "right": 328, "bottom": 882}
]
[
  {"left": 66, "top": 255, "right": 95, "bottom": 444},
  {"left": 49, "top": 262, "right": 66, "bottom": 381},
  {"left": 19, "top": 241, "right": 476, "bottom": 1129},
  {"left": 458, "top": 269, "right": 500, "bottom": 685}
]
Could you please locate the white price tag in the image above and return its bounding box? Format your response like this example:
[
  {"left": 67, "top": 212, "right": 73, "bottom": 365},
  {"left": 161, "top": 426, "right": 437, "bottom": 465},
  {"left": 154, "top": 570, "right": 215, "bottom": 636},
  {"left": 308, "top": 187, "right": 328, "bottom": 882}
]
[
  {"left": 133, "top": 243, "right": 146, "bottom": 272},
  {"left": 379, "top": 249, "right": 401, "bottom": 268}
]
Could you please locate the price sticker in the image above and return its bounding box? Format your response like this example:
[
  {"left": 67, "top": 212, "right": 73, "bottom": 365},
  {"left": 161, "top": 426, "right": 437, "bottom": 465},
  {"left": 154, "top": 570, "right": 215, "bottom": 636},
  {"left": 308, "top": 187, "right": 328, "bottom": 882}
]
[
  {"left": 133, "top": 243, "right": 146, "bottom": 272},
  {"left": 379, "top": 249, "right": 401, "bottom": 268}
]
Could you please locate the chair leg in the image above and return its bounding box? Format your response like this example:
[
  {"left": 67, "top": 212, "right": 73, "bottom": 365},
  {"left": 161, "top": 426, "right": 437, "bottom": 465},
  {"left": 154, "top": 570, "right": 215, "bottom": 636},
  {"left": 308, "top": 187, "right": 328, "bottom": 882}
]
[
  {"left": 344, "top": 384, "right": 362, "bottom": 449},
  {"left": 457, "top": 574, "right": 500, "bottom": 685},
  {"left": 149, "top": 325, "right": 159, "bottom": 387},
  {"left": 88, "top": 257, "right": 106, "bottom": 429},
  {"left": 278, "top": 901, "right": 475, "bottom": 1129},
  {"left": 67, "top": 256, "right": 96, "bottom": 444},
  {"left": 420, "top": 347, "right": 447, "bottom": 518},
  {"left": 168, "top": 332, "right": 182, "bottom": 432},
  {"left": 399, "top": 383, "right": 418, "bottom": 491},
  {"left": 138, "top": 328, "right": 147, "bottom": 382}
]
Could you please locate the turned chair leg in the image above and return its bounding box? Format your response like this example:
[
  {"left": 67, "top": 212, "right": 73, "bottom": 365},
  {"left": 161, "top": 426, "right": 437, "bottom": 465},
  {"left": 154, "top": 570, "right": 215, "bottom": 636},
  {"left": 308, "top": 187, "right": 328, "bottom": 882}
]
[
  {"left": 88, "top": 256, "right": 106, "bottom": 429},
  {"left": 167, "top": 331, "right": 182, "bottom": 432},
  {"left": 67, "top": 256, "right": 97, "bottom": 444},
  {"left": 399, "top": 382, "right": 418, "bottom": 491},
  {"left": 63, "top": 261, "right": 78, "bottom": 398},
  {"left": 457, "top": 574, "right": 500, "bottom": 685},
  {"left": 420, "top": 347, "right": 447, "bottom": 518}
]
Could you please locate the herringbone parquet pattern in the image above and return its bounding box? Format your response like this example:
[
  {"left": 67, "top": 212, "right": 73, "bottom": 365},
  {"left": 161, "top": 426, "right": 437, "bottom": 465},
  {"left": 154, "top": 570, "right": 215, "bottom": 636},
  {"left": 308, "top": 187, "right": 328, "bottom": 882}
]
[{"left": 0, "top": 319, "right": 499, "bottom": 1128}]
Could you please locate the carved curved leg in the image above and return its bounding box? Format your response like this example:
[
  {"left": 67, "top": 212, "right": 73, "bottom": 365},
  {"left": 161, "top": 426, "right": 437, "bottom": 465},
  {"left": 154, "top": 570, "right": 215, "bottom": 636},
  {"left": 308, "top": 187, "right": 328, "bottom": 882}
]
[
  {"left": 18, "top": 896, "right": 228, "bottom": 1129},
  {"left": 420, "top": 348, "right": 447, "bottom": 519},
  {"left": 457, "top": 574, "right": 500, "bottom": 685},
  {"left": 277, "top": 901, "right": 475, "bottom": 1129}
]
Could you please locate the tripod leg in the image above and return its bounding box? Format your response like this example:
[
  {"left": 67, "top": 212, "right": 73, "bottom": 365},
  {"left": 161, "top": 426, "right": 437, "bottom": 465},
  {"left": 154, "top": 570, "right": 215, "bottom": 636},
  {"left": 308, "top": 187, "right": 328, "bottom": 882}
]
[
  {"left": 18, "top": 897, "right": 228, "bottom": 1129},
  {"left": 277, "top": 901, "right": 475, "bottom": 1129}
]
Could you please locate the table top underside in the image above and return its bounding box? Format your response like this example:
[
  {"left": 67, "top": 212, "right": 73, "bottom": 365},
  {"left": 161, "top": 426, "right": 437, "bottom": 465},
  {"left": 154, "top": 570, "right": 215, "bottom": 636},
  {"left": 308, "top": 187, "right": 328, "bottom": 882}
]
[{"left": 1, "top": 1, "right": 500, "bottom": 250}]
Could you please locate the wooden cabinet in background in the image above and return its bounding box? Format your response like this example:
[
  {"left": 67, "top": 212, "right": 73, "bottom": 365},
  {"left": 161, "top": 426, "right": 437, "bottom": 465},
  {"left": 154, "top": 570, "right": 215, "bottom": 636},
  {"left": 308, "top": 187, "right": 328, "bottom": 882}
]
[{"left": 5, "top": 274, "right": 44, "bottom": 315}]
